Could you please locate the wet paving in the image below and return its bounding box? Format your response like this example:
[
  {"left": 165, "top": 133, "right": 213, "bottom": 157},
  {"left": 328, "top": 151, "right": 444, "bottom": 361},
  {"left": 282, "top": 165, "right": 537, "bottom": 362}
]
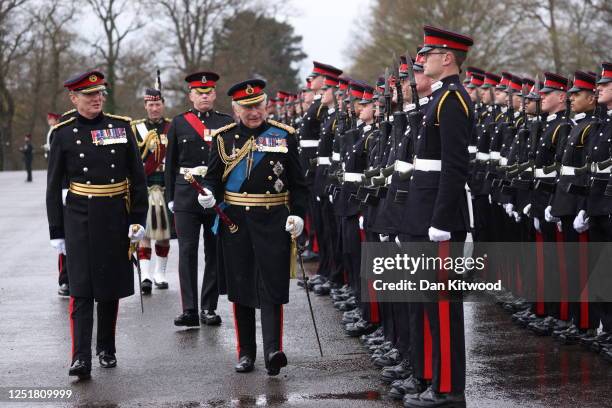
[{"left": 1, "top": 170, "right": 612, "bottom": 407}]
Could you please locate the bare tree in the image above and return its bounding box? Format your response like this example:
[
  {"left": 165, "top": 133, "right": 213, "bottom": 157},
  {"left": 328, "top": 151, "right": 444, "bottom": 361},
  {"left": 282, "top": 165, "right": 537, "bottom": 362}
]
[
  {"left": 0, "top": 0, "right": 31, "bottom": 170},
  {"left": 88, "top": 0, "right": 146, "bottom": 113}
]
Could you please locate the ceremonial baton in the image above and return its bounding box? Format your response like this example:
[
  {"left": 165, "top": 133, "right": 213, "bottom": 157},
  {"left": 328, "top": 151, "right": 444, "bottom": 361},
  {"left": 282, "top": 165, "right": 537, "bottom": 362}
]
[
  {"left": 289, "top": 220, "right": 324, "bottom": 357},
  {"left": 129, "top": 225, "right": 144, "bottom": 314},
  {"left": 183, "top": 171, "right": 238, "bottom": 233}
]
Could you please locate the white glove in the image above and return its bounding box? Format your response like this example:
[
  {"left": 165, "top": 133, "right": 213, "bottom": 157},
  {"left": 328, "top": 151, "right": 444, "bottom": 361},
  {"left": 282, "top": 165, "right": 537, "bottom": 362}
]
[
  {"left": 523, "top": 203, "right": 531, "bottom": 217},
  {"left": 556, "top": 221, "right": 563, "bottom": 233},
  {"left": 428, "top": 226, "right": 451, "bottom": 242},
  {"left": 50, "top": 238, "right": 66, "bottom": 255},
  {"left": 394, "top": 235, "right": 401, "bottom": 246},
  {"left": 512, "top": 211, "right": 521, "bottom": 223},
  {"left": 329, "top": 194, "right": 333, "bottom": 203},
  {"left": 533, "top": 217, "right": 541, "bottom": 233},
  {"left": 285, "top": 215, "right": 304, "bottom": 238},
  {"left": 128, "top": 224, "right": 145, "bottom": 243},
  {"left": 379, "top": 234, "right": 389, "bottom": 242},
  {"left": 573, "top": 210, "right": 589, "bottom": 233},
  {"left": 488, "top": 194, "right": 492, "bottom": 204},
  {"left": 61, "top": 189, "right": 68, "bottom": 206},
  {"left": 168, "top": 201, "right": 174, "bottom": 213},
  {"left": 504, "top": 203, "right": 514, "bottom": 217},
  {"left": 197, "top": 189, "right": 216, "bottom": 209},
  {"left": 544, "top": 205, "right": 559, "bottom": 223},
  {"left": 358, "top": 215, "right": 364, "bottom": 230}
]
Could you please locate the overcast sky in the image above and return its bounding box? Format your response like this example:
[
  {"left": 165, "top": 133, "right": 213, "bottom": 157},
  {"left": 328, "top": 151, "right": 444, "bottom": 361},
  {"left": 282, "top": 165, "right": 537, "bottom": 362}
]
[{"left": 284, "top": 0, "right": 372, "bottom": 79}]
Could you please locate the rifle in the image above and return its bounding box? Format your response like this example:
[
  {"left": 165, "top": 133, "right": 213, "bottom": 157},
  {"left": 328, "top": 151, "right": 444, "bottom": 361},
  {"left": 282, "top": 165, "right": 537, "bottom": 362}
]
[
  {"left": 383, "top": 67, "right": 391, "bottom": 122},
  {"left": 393, "top": 53, "right": 404, "bottom": 111},
  {"left": 406, "top": 51, "right": 420, "bottom": 111}
]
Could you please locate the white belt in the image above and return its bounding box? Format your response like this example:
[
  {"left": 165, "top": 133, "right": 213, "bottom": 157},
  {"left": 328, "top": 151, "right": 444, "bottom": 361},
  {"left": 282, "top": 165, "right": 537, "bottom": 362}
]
[
  {"left": 500, "top": 157, "right": 508, "bottom": 166},
  {"left": 316, "top": 156, "right": 331, "bottom": 165},
  {"left": 414, "top": 158, "right": 442, "bottom": 172},
  {"left": 476, "top": 152, "right": 490, "bottom": 161},
  {"left": 332, "top": 152, "right": 341, "bottom": 162},
  {"left": 343, "top": 172, "right": 364, "bottom": 183},
  {"left": 490, "top": 151, "right": 501, "bottom": 160},
  {"left": 394, "top": 160, "right": 414, "bottom": 173},
  {"left": 468, "top": 145, "right": 478, "bottom": 154},
  {"left": 595, "top": 166, "right": 612, "bottom": 174},
  {"left": 386, "top": 175, "right": 393, "bottom": 184},
  {"left": 534, "top": 168, "right": 556, "bottom": 178},
  {"left": 299, "top": 140, "right": 319, "bottom": 148},
  {"left": 560, "top": 165, "right": 578, "bottom": 176},
  {"left": 180, "top": 166, "right": 208, "bottom": 176}
]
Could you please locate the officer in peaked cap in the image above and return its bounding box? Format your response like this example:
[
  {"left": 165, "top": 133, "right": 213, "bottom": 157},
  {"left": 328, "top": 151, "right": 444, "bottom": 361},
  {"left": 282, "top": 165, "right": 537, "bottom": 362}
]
[{"left": 164, "top": 71, "right": 234, "bottom": 327}]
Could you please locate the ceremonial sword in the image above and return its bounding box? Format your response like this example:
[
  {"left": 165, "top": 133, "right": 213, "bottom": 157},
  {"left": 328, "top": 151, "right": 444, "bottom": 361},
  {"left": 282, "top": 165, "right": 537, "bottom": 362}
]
[{"left": 129, "top": 225, "right": 144, "bottom": 314}]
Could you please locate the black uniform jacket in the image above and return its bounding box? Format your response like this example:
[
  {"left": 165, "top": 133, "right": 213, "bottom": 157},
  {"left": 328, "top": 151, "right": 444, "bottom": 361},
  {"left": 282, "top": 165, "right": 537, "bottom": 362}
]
[
  {"left": 404, "top": 75, "right": 474, "bottom": 236},
  {"left": 164, "top": 108, "right": 234, "bottom": 213},
  {"left": 204, "top": 119, "right": 308, "bottom": 308},
  {"left": 46, "top": 112, "right": 148, "bottom": 300}
]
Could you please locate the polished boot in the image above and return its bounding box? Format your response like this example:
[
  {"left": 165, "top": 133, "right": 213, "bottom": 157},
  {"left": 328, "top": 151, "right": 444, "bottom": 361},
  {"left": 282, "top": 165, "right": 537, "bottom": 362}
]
[
  {"left": 403, "top": 386, "right": 466, "bottom": 408},
  {"left": 174, "top": 311, "right": 200, "bottom": 327},
  {"left": 266, "top": 351, "right": 288, "bottom": 376},
  {"left": 234, "top": 356, "right": 255, "bottom": 373},
  {"left": 153, "top": 255, "right": 169, "bottom": 289},
  {"left": 200, "top": 310, "right": 222, "bottom": 326},
  {"left": 98, "top": 351, "right": 117, "bottom": 368},
  {"left": 68, "top": 360, "right": 91, "bottom": 380}
]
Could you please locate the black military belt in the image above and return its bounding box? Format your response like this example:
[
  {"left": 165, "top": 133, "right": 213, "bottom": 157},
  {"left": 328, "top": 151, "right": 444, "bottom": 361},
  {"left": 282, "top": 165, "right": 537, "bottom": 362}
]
[
  {"left": 224, "top": 191, "right": 289, "bottom": 208},
  {"left": 69, "top": 180, "right": 129, "bottom": 198}
]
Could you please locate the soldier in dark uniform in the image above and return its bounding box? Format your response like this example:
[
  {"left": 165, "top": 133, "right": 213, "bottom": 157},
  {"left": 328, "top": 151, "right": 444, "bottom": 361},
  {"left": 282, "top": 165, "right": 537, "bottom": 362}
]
[
  {"left": 19, "top": 134, "right": 33, "bottom": 182},
  {"left": 164, "top": 71, "right": 234, "bottom": 327},
  {"left": 132, "top": 88, "right": 172, "bottom": 293},
  {"left": 402, "top": 25, "right": 474, "bottom": 408},
  {"left": 46, "top": 70, "right": 148, "bottom": 379},
  {"left": 198, "top": 79, "right": 308, "bottom": 375}
]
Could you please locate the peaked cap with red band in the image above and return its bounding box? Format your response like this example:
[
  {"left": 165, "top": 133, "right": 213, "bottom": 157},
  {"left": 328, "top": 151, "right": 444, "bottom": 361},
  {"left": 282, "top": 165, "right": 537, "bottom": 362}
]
[
  {"left": 597, "top": 62, "right": 612, "bottom": 84},
  {"left": 568, "top": 71, "right": 596, "bottom": 93},
  {"left": 540, "top": 72, "right": 568, "bottom": 93},
  {"left": 419, "top": 25, "right": 473, "bottom": 54},
  {"left": 520, "top": 77, "right": 535, "bottom": 96},
  {"left": 64, "top": 70, "right": 107, "bottom": 93},
  {"left": 482, "top": 72, "right": 501, "bottom": 89},
  {"left": 228, "top": 78, "right": 266, "bottom": 106},
  {"left": 185, "top": 71, "right": 220, "bottom": 92},
  {"left": 311, "top": 61, "right": 343, "bottom": 79}
]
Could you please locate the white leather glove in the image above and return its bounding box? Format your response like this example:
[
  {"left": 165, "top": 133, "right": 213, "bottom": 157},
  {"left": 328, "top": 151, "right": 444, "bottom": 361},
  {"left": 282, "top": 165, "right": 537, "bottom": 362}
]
[
  {"left": 285, "top": 215, "right": 304, "bottom": 238},
  {"left": 61, "top": 189, "right": 68, "bottom": 206},
  {"left": 128, "top": 224, "right": 145, "bottom": 243},
  {"left": 328, "top": 194, "right": 333, "bottom": 203},
  {"left": 556, "top": 221, "right": 563, "bottom": 233},
  {"left": 544, "top": 205, "right": 559, "bottom": 223},
  {"left": 168, "top": 201, "right": 174, "bottom": 213},
  {"left": 573, "top": 210, "right": 589, "bottom": 233},
  {"left": 512, "top": 211, "right": 521, "bottom": 223},
  {"left": 523, "top": 203, "right": 531, "bottom": 217},
  {"left": 358, "top": 215, "right": 364, "bottom": 230},
  {"left": 196, "top": 189, "right": 216, "bottom": 209},
  {"left": 394, "top": 235, "right": 401, "bottom": 247},
  {"left": 428, "top": 226, "right": 451, "bottom": 242},
  {"left": 50, "top": 238, "right": 66, "bottom": 255},
  {"left": 379, "top": 234, "right": 389, "bottom": 242},
  {"left": 504, "top": 203, "right": 514, "bottom": 217},
  {"left": 488, "top": 194, "right": 492, "bottom": 204},
  {"left": 533, "top": 217, "right": 541, "bottom": 233}
]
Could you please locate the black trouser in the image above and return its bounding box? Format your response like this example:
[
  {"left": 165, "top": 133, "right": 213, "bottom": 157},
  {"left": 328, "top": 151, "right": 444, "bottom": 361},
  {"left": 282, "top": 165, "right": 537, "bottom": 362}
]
[
  {"left": 58, "top": 254, "right": 69, "bottom": 286},
  {"left": 400, "top": 232, "right": 467, "bottom": 394},
  {"left": 25, "top": 160, "right": 32, "bottom": 181},
  {"left": 232, "top": 302, "right": 283, "bottom": 368},
  {"left": 174, "top": 211, "right": 218, "bottom": 313},
  {"left": 311, "top": 196, "right": 333, "bottom": 278},
  {"left": 69, "top": 297, "right": 119, "bottom": 365},
  {"left": 589, "top": 216, "right": 612, "bottom": 332}
]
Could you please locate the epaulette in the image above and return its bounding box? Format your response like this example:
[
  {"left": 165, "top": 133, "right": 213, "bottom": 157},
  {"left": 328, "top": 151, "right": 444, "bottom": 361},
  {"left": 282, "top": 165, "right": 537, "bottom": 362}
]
[
  {"left": 211, "top": 122, "right": 237, "bottom": 137},
  {"left": 215, "top": 110, "right": 233, "bottom": 118},
  {"left": 105, "top": 113, "right": 132, "bottom": 122},
  {"left": 61, "top": 108, "right": 76, "bottom": 117},
  {"left": 268, "top": 119, "right": 296, "bottom": 134},
  {"left": 52, "top": 116, "right": 77, "bottom": 131},
  {"left": 130, "top": 118, "right": 146, "bottom": 126}
]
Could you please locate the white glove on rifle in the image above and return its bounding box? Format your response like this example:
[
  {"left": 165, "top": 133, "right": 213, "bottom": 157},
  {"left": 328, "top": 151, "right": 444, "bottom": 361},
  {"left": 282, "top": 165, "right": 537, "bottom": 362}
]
[
  {"left": 285, "top": 215, "right": 304, "bottom": 238},
  {"left": 428, "top": 226, "right": 451, "bottom": 242},
  {"left": 61, "top": 189, "right": 68, "bottom": 206},
  {"left": 358, "top": 215, "right": 364, "bottom": 230},
  {"left": 168, "top": 201, "right": 174, "bottom": 213},
  {"left": 196, "top": 189, "right": 216, "bottom": 209},
  {"left": 533, "top": 217, "right": 541, "bottom": 233},
  {"left": 50, "top": 238, "right": 66, "bottom": 255},
  {"left": 128, "top": 224, "right": 145, "bottom": 243},
  {"left": 544, "top": 205, "right": 559, "bottom": 223},
  {"left": 523, "top": 203, "right": 531, "bottom": 217},
  {"left": 512, "top": 211, "right": 521, "bottom": 223},
  {"left": 504, "top": 203, "right": 514, "bottom": 217},
  {"left": 379, "top": 234, "right": 389, "bottom": 242},
  {"left": 573, "top": 210, "right": 589, "bottom": 233}
]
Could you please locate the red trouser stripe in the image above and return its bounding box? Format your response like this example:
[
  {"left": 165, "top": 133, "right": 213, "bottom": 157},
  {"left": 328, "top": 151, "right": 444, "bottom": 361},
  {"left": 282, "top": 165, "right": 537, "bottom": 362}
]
[
  {"left": 58, "top": 254, "right": 63, "bottom": 277},
  {"left": 367, "top": 279, "right": 380, "bottom": 323},
  {"left": 232, "top": 303, "right": 240, "bottom": 359},
  {"left": 535, "top": 231, "right": 545, "bottom": 316},
  {"left": 424, "top": 310, "right": 432, "bottom": 380},
  {"left": 579, "top": 232, "right": 589, "bottom": 329},
  {"left": 437, "top": 240, "right": 452, "bottom": 393},
  {"left": 280, "top": 305, "right": 284, "bottom": 351},
  {"left": 69, "top": 297, "right": 75, "bottom": 360},
  {"left": 556, "top": 229, "right": 569, "bottom": 320}
]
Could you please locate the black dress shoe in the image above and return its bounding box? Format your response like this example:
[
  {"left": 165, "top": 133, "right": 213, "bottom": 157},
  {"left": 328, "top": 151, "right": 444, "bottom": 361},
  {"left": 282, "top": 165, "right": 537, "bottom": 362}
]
[
  {"left": 389, "top": 375, "right": 428, "bottom": 400},
  {"left": 381, "top": 359, "right": 412, "bottom": 382},
  {"left": 154, "top": 281, "right": 169, "bottom": 289},
  {"left": 404, "top": 386, "right": 466, "bottom": 408},
  {"left": 174, "top": 311, "right": 200, "bottom": 327},
  {"left": 267, "top": 350, "right": 288, "bottom": 376},
  {"left": 141, "top": 279, "right": 152, "bottom": 294},
  {"left": 58, "top": 283, "right": 69, "bottom": 296},
  {"left": 345, "top": 319, "right": 377, "bottom": 337},
  {"left": 98, "top": 351, "right": 117, "bottom": 368},
  {"left": 374, "top": 348, "right": 402, "bottom": 367},
  {"left": 234, "top": 356, "right": 255, "bottom": 373},
  {"left": 69, "top": 360, "right": 91, "bottom": 380},
  {"left": 200, "top": 310, "right": 222, "bottom": 326}
]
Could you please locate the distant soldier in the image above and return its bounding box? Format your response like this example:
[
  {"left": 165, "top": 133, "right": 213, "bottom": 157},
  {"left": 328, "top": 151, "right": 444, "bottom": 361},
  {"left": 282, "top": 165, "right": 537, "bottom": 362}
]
[
  {"left": 19, "top": 134, "right": 33, "bottom": 182},
  {"left": 46, "top": 70, "right": 148, "bottom": 379},
  {"left": 131, "top": 88, "right": 172, "bottom": 293}
]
